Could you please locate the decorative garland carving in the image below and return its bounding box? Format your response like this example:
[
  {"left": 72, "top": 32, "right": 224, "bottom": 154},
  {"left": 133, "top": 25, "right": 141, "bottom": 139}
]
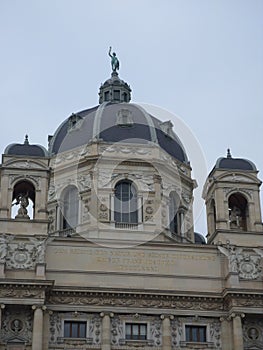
[{"left": 47, "top": 292, "right": 223, "bottom": 311}]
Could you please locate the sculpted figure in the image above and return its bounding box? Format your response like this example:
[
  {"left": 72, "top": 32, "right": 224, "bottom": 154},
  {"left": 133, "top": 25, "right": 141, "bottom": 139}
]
[
  {"left": 13, "top": 192, "right": 30, "bottom": 218},
  {"left": 109, "top": 46, "right": 120, "bottom": 72}
]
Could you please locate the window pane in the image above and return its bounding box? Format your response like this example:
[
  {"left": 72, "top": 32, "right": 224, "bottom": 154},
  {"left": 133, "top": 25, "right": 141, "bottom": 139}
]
[
  {"left": 64, "top": 322, "right": 70, "bottom": 337},
  {"left": 114, "top": 181, "right": 138, "bottom": 223},
  {"left": 72, "top": 322, "right": 78, "bottom": 337},
  {"left": 79, "top": 323, "right": 86, "bottom": 337},
  {"left": 185, "top": 325, "right": 206, "bottom": 342},
  {"left": 64, "top": 321, "right": 86, "bottom": 338}
]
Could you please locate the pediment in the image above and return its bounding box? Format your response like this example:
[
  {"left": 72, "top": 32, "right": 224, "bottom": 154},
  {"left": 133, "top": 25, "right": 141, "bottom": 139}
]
[{"left": 4, "top": 159, "right": 48, "bottom": 170}]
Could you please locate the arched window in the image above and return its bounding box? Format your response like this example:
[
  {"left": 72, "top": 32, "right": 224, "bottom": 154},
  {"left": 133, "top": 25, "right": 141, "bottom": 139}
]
[
  {"left": 210, "top": 199, "right": 216, "bottom": 233},
  {"left": 228, "top": 193, "right": 248, "bottom": 230},
  {"left": 11, "top": 181, "right": 35, "bottom": 219},
  {"left": 61, "top": 186, "right": 79, "bottom": 231},
  {"left": 169, "top": 192, "right": 180, "bottom": 235},
  {"left": 114, "top": 180, "right": 138, "bottom": 224}
]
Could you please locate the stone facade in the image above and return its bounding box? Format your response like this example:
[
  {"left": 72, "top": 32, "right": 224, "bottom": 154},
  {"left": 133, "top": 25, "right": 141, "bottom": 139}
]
[{"left": 0, "top": 72, "right": 262, "bottom": 350}]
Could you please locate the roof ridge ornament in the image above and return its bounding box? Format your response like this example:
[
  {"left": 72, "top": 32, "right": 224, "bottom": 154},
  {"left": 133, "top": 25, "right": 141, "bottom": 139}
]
[
  {"left": 108, "top": 46, "right": 120, "bottom": 73},
  {"left": 227, "top": 148, "right": 232, "bottom": 158}
]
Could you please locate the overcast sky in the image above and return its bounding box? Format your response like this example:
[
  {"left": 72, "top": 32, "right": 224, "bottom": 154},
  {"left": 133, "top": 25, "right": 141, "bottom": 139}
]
[{"left": 0, "top": 0, "right": 262, "bottom": 234}]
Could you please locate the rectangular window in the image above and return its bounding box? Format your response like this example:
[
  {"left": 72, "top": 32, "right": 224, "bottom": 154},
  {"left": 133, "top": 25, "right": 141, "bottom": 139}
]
[
  {"left": 113, "top": 90, "right": 120, "bottom": 100},
  {"left": 185, "top": 325, "right": 206, "bottom": 342},
  {"left": 64, "top": 321, "right": 86, "bottom": 338},
  {"left": 125, "top": 323, "right": 147, "bottom": 340},
  {"left": 104, "top": 91, "right": 110, "bottom": 101}
]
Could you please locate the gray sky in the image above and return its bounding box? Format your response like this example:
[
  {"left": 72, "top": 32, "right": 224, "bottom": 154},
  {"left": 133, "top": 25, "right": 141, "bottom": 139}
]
[{"left": 1, "top": 0, "right": 262, "bottom": 234}]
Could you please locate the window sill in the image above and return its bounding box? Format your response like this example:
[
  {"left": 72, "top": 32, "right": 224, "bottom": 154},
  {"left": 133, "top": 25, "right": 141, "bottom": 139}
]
[
  {"left": 57, "top": 337, "right": 92, "bottom": 344},
  {"left": 180, "top": 341, "right": 214, "bottom": 349},
  {"left": 119, "top": 339, "right": 153, "bottom": 346}
]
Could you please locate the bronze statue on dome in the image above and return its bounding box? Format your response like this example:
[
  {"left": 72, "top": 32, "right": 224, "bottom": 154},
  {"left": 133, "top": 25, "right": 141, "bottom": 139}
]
[{"left": 109, "top": 46, "right": 120, "bottom": 72}]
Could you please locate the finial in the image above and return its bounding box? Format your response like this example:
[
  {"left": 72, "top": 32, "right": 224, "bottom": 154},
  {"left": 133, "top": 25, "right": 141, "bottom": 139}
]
[
  {"left": 227, "top": 148, "right": 232, "bottom": 158},
  {"left": 24, "top": 134, "right": 29, "bottom": 145},
  {"left": 108, "top": 46, "right": 120, "bottom": 72}
]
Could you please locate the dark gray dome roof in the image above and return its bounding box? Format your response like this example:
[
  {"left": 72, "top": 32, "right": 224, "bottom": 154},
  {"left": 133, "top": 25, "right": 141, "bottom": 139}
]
[
  {"left": 49, "top": 102, "right": 188, "bottom": 163},
  {"left": 194, "top": 232, "right": 206, "bottom": 244},
  {"left": 4, "top": 135, "right": 48, "bottom": 157},
  {"left": 215, "top": 149, "right": 256, "bottom": 171}
]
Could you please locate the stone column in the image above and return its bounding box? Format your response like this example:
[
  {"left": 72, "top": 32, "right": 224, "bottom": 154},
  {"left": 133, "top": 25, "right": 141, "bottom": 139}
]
[
  {"left": 0, "top": 304, "right": 5, "bottom": 329},
  {"left": 161, "top": 315, "right": 173, "bottom": 350},
  {"left": 232, "top": 313, "right": 244, "bottom": 350},
  {"left": 220, "top": 317, "right": 232, "bottom": 350},
  {"left": 100, "top": 312, "right": 112, "bottom": 350},
  {"left": 32, "top": 305, "right": 45, "bottom": 350}
]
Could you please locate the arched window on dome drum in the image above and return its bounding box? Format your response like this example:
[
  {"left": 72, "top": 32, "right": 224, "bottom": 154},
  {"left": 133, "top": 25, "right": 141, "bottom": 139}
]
[
  {"left": 169, "top": 192, "right": 180, "bottom": 235},
  {"left": 60, "top": 185, "right": 79, "bottom": 232},
  {"left": 11, "top": 180, "right": 35, "bottom": 219},
  {"left": 114, "top": 180, "right": 138, "bottom": 224},
  {"left": 228, "top": 193, "right": 248, "bottom": 231}
]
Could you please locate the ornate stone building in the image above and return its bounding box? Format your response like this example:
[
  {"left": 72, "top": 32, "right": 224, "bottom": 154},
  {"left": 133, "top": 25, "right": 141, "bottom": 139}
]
[{"left": 0, "top": 56, "right": 262, "bottom": 350}]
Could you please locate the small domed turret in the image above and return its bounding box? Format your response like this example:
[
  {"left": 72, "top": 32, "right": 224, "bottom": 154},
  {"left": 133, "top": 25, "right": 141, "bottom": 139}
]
[{"left": 4, "top": 135, "right": 48, "bottom": 157}]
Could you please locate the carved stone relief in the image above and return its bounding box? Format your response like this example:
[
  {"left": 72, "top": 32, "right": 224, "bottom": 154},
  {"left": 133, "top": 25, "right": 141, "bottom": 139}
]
[
  {"left": 243, "top": 318, "right": 263, "bottom": 350},
  {"left": 0, "top": 306, "right": 33, "bottom": 343},
  {"left": 4, "top": 237, "right": 49, "bottom": 269},
  {"left": 218, "top": 245, "right": 262, "bottom": 279},
  {"left": 9, "top": 174, "right": 40, "bottom": 190},
  {"left": 47, "top": 292, "right": 223, "bottom": 312},
  {"left": 223, "top": 187, "right": 253, "bottom": 200}
]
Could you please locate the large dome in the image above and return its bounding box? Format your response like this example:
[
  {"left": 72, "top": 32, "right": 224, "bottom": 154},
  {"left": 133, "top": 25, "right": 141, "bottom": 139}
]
[{"left": 49, "top": 102, "right": 188, "bottom": 163}]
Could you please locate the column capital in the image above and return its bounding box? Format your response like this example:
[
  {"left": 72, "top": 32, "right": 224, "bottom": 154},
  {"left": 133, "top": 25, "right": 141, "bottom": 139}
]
[
  {"left": 32, "top": 305, "right": 46, "bottom": 311},
  {"left": 100, "top": 312, "right": 114, "bottom": 318},
  {"left": 0, "top": 304, "right": 5, "bottom": 310},
  {"left": 160, "top": 314, "right": 174, "bottom": 320},
  {"left": 229, "top": 312, "right": 245, "bottom": 320}
]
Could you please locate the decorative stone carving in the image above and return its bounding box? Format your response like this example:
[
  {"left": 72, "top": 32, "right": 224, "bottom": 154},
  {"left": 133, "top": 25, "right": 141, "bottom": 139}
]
[
  {"left": 98, "top": 197, "right": 110, "bottom": 221},
  {"left": 48, "top": 184, "right": 56, "bottom": 201},
  {"left": 0, "top": 288, "right": 43, "bottom": 299},
  {"left": 149, "top": 317, "right": 162, "bottom": 346},
  {"left": 0, "top": 234, "right": 14, "bottom": 263},
  {"left": 218, "top": 244, "right": 242, "bottom": 273},
  {"left": 243, "top": 318, "right": 263, "bottom": 349},
  {"left": 171, "top": 318, "right": 183, "bottom": 348},
  {"left": 89, "top": 314, "right": 101, "bottom": 345},
  {"left": 102, "top": 145, "right": 152, "bottom": 156},
  {"left": 209, "top": 320, "right": 222, "bottom": 349},
  {"left": 5, "top": 237, "right": 50, "bottom": 269},
  {"left": 49, "top": 312, "right": 61, "bottom": 343},
  {"left": 6, "top": 242, "right": 33, "bottom": 269},
  {"left": 9, "top": 174, "right": 40, "bottom": 190},
  {"left": 116, "top": 108, "right": 133, "bottom": 126},
  {"left": 223, "top": 187, "right": 253, "bottom": 200},
  {"left": 111, "top": 316, "right": 124, "bottom": 345},
  {"left": 47, "top": 292, "right": 223, "bottom": 311},
  {"left": 218, "top": 245, "right": 262, "bottom": 279},
  {"left": 78, "top": 174, "right": 92, "bottom": 191},
  {"left": 0, "top": 306, "right": 33, "bottom": 343},
  {"left": 238, "top": 253, "right": 261, "bottom": 279}
]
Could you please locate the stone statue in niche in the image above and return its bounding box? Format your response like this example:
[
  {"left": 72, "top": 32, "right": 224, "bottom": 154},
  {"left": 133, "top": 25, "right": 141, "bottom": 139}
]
[
  {"left": 13, "top": 192, "right": 30, "bottom": 219},
  {"left": 229, "top": 205, "right": 242, "bottom": 228}
]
